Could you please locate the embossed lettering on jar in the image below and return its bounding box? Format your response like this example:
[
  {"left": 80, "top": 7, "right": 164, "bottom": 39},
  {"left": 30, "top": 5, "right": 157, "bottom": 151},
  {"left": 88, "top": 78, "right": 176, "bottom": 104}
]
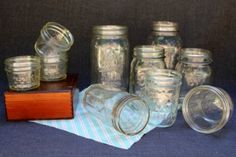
[
  {"left": 148, "top": 21, "right": 182, "bottom": 69},
  {"left": 35, "top": 22, "right": 74, "bottom": 81},
  {"left": 91, "top": 25, "right": 129, "bottom": 91},
  {"left": 176, "top": 48, "right": 212, "bottom": 104},
  {"left": 129, "top": 45, "right": 165, "bottom": 96}
]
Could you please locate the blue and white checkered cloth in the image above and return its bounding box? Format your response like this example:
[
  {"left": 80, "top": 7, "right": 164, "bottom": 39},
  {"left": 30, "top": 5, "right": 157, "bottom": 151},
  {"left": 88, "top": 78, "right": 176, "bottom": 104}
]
[{"left": 32, "top": 89, "right": 157, "bottom": 149}]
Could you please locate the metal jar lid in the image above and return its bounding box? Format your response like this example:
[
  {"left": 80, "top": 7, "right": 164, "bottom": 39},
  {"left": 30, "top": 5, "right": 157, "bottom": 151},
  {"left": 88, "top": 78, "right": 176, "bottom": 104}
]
[
  {"left": 134, "top": 45, "right": 164, "bottom": 59},
  {"left": 93, "top": 25, "right": 128, "bottom": 36},
  {"left": 182, "top": 85, "right": 233, "bottom": 134},
  {"left": 153, "top": 21, "right": 178, "bottom": 32}
]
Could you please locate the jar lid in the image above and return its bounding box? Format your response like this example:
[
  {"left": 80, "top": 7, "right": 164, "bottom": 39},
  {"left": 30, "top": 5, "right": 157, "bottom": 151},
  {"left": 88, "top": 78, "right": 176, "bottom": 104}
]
[
  {"left": 153, "top": 21, "right": 178, "bottom": 32},
  {"left": 134, "top": 45, "right": 164, "bottom": 58},
  {"left": 93, "top": 25, "right": 128, "bottom": 36},
  {"left": 182, "top": 85, "right": 233, "bottom": 134},
  {"left": 179, "top": 48, "right": 212, "bottom": 64}
]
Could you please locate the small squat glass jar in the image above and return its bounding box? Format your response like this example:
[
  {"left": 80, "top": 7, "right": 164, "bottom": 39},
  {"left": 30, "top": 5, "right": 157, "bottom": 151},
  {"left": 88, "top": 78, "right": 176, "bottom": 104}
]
[
  {"left": 82, "top": 84, "right": 150, "bottom": 135},
  {"left": 5, "top": 56, "right": 40, "bottom": 91},
  {"left": 91, "top": 25, "right": 129, "bottom": 91},
  {"left": 182, "top": 85, "right": 233, "bottom": 134},
  {"left": 148, "top": 21, "right": 182, "bottom": 69},
  {"left": 129, "top": 45, "right": 165, "bottom": 96},
  {"left": 176, "top": 48, "right": 212, "bottom": 104},
  {"left": 35, "top": 22, "right": 74, "bottom": 81},
  {"left": 143, "top": 69, "right": 182, "bottom": 127}
]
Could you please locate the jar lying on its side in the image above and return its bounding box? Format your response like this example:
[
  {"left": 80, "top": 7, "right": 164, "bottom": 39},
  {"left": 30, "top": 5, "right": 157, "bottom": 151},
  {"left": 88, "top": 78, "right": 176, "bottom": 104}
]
[
  {"left": 82, "top": 84, "right": 150, "bottom": 136},
  {"left": 35, "top": 22, "right": 74, "bottom": 81},
  {"left": 143, "top": 69, "right": 182, "bottom": 127},
  {"left": 5, "top": 56, "right": 40, "bottom": 91},
  {"left": 182, "top": 85, "right": 233, "bottom": 134},
  {"left": 129, "top": 45, "right": 165, "bottom": 96},
  {"left": 176, "top": 48, "right": 212, "bottom": 105}
]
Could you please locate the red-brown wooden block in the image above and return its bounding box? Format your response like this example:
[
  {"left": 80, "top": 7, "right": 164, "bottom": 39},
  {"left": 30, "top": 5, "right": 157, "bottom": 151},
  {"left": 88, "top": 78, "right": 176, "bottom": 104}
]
[{"left": 4, "top": 74, "right": 78, "bottom": 121}]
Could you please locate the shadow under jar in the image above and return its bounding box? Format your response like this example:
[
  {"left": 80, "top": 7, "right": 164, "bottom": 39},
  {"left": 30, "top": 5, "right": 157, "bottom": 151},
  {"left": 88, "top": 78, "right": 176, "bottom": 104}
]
[
  {"left": 35, "top": 22, "right": 74, "bottom": 81},
  {"left": 82, "top": 84, "right": 150, "bottom": 136},
  {"left": 176, "top": 48, "right": 212, "bottom": 105},
  {"left": 182, "top": 85, "right": 233, "bottom": 134},
  {"left": 143, "top": 69, "right": 182, "bottom": 127},
  {"left": 5, "top": 56, "right": 40, "bottom": 91},
  {"left": 148, "top": 21, "right": 182, "bottom": 69},
  {"left": 91, "top": 25, "right": 129, "bottom": 91},
  {"left": 129, "top": 45, "right": 165, "bottom": 96}
]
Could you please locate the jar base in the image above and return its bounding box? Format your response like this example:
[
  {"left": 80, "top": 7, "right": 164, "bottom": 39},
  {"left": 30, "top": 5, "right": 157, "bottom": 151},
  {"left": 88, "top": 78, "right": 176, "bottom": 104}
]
[
  {"left": 9, "top": 84, "right": 40, "bottom": 92},
  {"left": 40, "top": 75, "right": 67, "bottom": 82}
]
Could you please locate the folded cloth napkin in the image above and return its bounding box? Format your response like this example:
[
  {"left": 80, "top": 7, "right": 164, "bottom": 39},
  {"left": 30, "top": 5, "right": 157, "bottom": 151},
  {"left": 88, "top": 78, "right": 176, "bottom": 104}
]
[{"left": 32, "top": 88, "right": 157, "bottom": 149}]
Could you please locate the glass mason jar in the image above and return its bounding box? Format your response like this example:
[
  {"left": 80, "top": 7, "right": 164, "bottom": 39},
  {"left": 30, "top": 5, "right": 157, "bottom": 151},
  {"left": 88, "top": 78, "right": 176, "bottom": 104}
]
[
  {"left": 143, "top": 69, "right": 182, "bottom": 127},
  {"left": 5, "top": 56, "right": 40, "bottom": 91},
  {"left": 82, "top": 84, "right": 150, "bottom": 135},
  {"left": 91, "top": 25, "right": 129, "bottom": 91},
  {"left": 129, "top": 45, "right": 165, "bottom": 96},
  {"left": 182, "top": 85, "right": 233, "bottom": 134},
  {"left": 176, "top": 48, "right": 212, "bottom": 104},
  {"left": 148, "top": 21, "right": 182, "bottom": 69},
  {"left": 35, "top": 22, "right": 74, "bottom": 81}
]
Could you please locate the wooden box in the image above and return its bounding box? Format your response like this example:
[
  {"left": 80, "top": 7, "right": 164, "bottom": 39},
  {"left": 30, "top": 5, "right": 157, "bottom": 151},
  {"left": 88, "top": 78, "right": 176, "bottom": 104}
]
[{"left": 4, "top": 75, "right": 78, "bottom": 121}]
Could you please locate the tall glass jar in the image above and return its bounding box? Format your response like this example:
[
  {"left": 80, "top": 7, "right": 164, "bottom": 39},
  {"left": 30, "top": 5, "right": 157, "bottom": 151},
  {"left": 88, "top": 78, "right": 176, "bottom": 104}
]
[
  {"left": 143, "top": 69, "right": 182, "bottom": 127},
  {"left": 148, "top": 21, "right": 182, "bottom": 69},
  {"left": 35, "top": 22, "right": 74, "bottom": 81},
  {"left": 176, "top": 48, "right": 212, "bottom": 104},
  {"left": 129, "top": 45, "right": 165, "bottom": 96},
  {"left": 91, "top": 25, "right": 129, "bottom": 91},
  {"left": 82, "top": 84, "right": 150, "bottom": 135},
  {"left": 5, "top": 56, "right": 40, "bottom": 91}
]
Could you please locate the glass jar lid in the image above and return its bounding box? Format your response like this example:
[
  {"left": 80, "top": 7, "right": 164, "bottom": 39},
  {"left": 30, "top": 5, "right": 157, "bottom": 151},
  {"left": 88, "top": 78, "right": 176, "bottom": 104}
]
[
  {"left": 153, "top": 21, "right": 178, "bottom": 32},
  {"left": 182, "top": 85, "right": 233, "bottom": 134},
  {"left": 93, "top": 25, "right": 128, "bottom": 36},
  {"left": 179, "top": 48, "right": 212, "bottom": 64},
  {"left": 134, "top": 45, "right": 164, "bottom": 59}
]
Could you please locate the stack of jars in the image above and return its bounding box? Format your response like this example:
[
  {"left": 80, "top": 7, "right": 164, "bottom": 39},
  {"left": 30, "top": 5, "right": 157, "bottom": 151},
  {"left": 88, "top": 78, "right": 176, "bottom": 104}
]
[{"left": 5, "top": 22, "right": 74, "bottom": 91}]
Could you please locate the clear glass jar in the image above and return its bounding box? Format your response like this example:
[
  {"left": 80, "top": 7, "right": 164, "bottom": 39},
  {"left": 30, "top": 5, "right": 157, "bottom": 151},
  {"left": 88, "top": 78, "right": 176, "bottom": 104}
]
[
  {"left": 176, "top": 48, "right": 212, "bottom": 104},
  {"left": 5, "top": 56, "right": 40, "bottom": 91},
  {"left": 91, "top": 25, "right": 129, "bottom": 91},
  {"left": 148, "top": 21, "right": 182, "bottom": 69},
  {"left": 129, "top": 45, "right": 165, "bottom": 96},
  {"left": 35, "top": 22, "right": 74, "bottom": 81},
  {"left": 182, "top": 85, "right": 233, "bottom": 134},
  {"left": 82, "top": 84, "right": 150, "bottom": 135},
  {"left": 143, "top": 69, "right": 182, "bottom": 127}
]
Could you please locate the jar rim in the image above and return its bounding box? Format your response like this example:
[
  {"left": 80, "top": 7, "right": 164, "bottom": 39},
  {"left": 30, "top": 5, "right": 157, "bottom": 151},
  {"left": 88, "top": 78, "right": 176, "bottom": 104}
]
[
  {"left": 179, "top": 48, "right": 212, "bottom": 64},
  {"left": 146, "top": 69, "right": 182, "bottom": 83},
  {"left": 39, "top": 22, "right": 74, "bottom": 50},
  {"left": 153, "top": 21, "right": 178, "bottom": 32},
  {"left": 93, "top": 25, "right": 128, "bottom": 36},
  {"left": 182, "top": 85, "right": 233, "bottom": 134},
  {"left": 112, "top": 95, "right": 150, "bottom": 136},
  {"left": 134, "top": 45, "right": 164, "bottom": 58}
]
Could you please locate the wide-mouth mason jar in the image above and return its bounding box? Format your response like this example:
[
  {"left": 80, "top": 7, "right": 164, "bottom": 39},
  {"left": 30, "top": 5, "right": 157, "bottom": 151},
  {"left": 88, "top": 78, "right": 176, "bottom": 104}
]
[
  {"left": 82, "top": 84, "right": 150, "bottom": 135},
  {"left": 182, "top": 85, "right": 233, "bottom": 134},
  {"left": 176, "top": 48, "right": 213, "bottom": 105},
  {"left": 129, "top": 45, "right": 165, "bottom": 96},
  {"left": 91, "top": 25, "right": 129, "bottom": 91},
  {"left": 5, "top": 56, "right": 40, "bottom": 91},
  {"left": 143, "top": 69, "right": 182, "bottom": 127},
  {"left": 148, "top": 21, "right": 182, "bottom": 69},
  {"left": 35, "top": 22, "right": 74, "bottom": 81}
]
